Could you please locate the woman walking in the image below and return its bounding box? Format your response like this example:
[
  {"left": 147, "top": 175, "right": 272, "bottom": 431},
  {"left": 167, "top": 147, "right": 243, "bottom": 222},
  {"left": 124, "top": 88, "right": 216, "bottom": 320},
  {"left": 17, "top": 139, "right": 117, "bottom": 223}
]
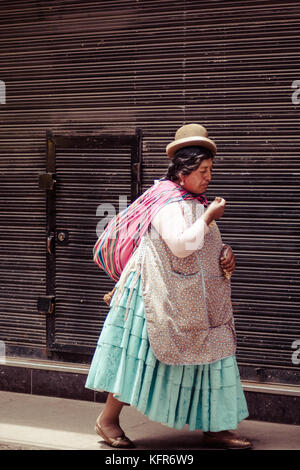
[{"left": 85, "top": 124, "right": 251, "bottom": 449}]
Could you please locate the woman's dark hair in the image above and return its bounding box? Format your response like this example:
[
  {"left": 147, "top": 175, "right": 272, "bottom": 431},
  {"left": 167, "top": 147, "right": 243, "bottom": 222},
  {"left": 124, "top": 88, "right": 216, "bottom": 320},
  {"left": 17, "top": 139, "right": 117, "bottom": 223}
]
[{"left": 163, "top": 146, "right": 214, "bottom": 182}]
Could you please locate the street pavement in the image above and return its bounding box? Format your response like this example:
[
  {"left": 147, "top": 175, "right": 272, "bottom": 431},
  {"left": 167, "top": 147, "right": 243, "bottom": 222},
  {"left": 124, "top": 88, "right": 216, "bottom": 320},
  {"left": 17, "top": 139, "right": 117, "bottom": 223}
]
[{"left": 0, "top": 391, "right": 299, "bottom": 451}]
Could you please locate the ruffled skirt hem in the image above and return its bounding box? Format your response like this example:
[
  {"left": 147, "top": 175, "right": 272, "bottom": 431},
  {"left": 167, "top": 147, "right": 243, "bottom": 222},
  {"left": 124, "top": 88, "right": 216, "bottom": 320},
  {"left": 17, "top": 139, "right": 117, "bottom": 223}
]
[{"left": 85, "top": 271, "right": 249, "bottom": 432}]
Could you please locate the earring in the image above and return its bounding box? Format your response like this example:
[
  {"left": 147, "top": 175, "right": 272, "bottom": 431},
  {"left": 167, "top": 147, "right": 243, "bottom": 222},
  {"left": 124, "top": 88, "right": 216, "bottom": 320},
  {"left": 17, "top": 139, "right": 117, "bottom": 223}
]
[{"left": 180, "top": 180, "right": 184, "bottom": 186}]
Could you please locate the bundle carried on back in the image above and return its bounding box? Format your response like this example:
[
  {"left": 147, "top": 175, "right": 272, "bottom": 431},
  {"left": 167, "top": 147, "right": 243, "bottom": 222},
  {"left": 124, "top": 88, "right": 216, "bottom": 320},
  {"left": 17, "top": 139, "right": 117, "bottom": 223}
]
[{"left": 93, "top": 179, "right": 208, "bottom": 302}]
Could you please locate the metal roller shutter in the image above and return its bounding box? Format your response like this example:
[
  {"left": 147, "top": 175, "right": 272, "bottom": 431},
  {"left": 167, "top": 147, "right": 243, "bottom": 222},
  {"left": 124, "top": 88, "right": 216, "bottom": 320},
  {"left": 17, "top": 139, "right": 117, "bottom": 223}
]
[
  {"left": 135, "top": 0, "right": 300, "bottom": 382},
  {"left": 0, "top": 1, "right": 299, "bottom": 383},
  {"left": 0, "top": 148, "right": 46, "bottom": 353}
]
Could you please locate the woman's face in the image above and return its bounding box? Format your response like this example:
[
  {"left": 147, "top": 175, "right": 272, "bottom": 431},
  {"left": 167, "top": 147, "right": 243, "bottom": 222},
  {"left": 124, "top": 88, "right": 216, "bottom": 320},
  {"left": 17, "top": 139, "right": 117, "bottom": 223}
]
[{"left": 179, "top": 158, "right": 213, "bottom": 194}]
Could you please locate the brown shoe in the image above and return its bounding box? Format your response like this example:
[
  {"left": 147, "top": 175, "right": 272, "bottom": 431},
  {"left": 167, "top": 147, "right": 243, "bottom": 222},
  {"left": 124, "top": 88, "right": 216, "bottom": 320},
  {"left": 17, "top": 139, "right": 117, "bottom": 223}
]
[
  {"left": 95, "top": 415, "right": 135, "bottom": 449},
  {"left": 202, "top": 431, "right": 252, "bottom": 450}
]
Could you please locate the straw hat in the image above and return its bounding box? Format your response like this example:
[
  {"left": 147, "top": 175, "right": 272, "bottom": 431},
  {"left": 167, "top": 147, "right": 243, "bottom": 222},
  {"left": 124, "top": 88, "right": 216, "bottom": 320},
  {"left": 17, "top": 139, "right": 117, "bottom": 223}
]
[{"left": 166, "top": 123, "right": 217, "bottom": 159}]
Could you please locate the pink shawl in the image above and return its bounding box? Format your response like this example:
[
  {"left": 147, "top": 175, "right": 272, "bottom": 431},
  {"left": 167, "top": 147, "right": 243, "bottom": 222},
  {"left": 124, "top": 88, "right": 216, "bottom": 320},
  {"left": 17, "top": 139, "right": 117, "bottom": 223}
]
[{"left": 93, "top": 178, "right": 208, "bottom": 282}]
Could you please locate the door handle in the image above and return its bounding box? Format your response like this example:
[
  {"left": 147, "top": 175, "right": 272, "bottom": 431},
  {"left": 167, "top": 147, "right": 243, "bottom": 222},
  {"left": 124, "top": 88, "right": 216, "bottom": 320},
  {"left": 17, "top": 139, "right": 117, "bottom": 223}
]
[
  {"left": 56, "top": 230, "right": 69, "bottom": 245},
  {"left": 47, "top": 233, "right": 55, "bottom": 255}
]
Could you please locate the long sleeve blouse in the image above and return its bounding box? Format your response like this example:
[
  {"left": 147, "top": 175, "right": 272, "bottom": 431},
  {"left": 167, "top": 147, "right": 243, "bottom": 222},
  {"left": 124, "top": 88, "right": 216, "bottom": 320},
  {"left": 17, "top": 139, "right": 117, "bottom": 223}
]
[{"left": 151, "top": 201, "right": 209, "bottom": 258}]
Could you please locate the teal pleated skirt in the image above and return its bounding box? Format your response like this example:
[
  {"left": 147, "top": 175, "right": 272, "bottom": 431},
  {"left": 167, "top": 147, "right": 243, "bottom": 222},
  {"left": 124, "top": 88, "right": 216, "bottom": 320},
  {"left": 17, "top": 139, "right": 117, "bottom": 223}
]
[{"left": 85, "top": 271, "right": 249, "bottom": 432}]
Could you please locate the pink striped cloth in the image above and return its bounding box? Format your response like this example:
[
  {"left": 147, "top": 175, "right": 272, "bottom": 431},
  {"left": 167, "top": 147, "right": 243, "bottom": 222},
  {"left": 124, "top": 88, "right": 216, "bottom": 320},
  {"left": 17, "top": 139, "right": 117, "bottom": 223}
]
[{"left": 93, "top": 178, "right": 208, "bottom": 282}]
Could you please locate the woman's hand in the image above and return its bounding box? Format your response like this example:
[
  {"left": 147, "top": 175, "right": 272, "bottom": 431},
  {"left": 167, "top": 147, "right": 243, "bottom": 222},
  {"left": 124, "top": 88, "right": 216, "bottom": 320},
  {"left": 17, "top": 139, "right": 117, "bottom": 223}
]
[
  {"left": 220, "top": 244, "right": 236, "bottom": 277},
  {"left": 202, "top": 197, "right": 226, "bottom": 226}
]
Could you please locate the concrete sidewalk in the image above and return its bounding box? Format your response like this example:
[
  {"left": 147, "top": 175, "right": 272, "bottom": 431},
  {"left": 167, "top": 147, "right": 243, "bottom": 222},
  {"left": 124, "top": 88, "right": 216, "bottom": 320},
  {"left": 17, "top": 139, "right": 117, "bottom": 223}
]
[{"left": 0, "top": 391, "right": 299, "bottom": 450}]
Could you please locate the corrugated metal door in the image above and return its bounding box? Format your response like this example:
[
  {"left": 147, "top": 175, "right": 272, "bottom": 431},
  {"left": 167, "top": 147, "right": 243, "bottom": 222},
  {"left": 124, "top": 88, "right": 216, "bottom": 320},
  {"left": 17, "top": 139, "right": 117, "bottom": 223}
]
[{"left": 39, "top": 132, "right": 142, "bottom": 358}]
